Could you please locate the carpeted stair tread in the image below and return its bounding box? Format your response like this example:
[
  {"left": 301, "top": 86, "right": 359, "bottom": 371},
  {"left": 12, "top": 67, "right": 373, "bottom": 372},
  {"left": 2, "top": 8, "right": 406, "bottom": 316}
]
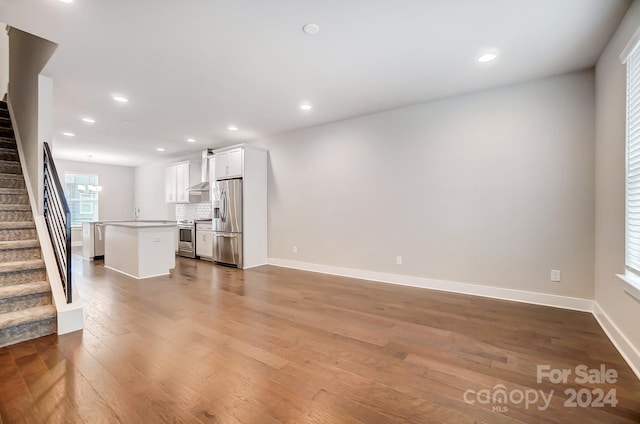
[
  {"left": 0, "top": 188, "right": 27, "bottom": 195},
  {"left": 0, "top": 281, "right": 50, "bottom": 300},
  {"left": 0, "top": 221, "right": 34, "bottom": 230},
  {"left": 0, "top": 239, "right": 39, "bottom": 250},
  {"left": 0, "top": 259, "right": 44, "bottom": 273},
  {"left": 0, "top": 174, "right": 26, "bottom": 189},
  {"left": 0, "top": 159, "right": 18, "bottom": 165},
  {"left": 0, "top": 305, "right": 56, "bottom": 331},
  {"left": 0, "top": 173, "right": 23, "bottom": 180},
  {"left": 0, "top": 204, "right": 31, "bottom": 212},
  {"left": 0, "top": 147, "right": 18, "bottom": 159}
]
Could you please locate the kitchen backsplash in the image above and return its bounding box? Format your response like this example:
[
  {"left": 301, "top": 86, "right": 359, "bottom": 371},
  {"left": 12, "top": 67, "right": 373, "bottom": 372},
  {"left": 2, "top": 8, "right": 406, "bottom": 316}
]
[{"left": 175, "top": 202, "right": 212, "bottom": 220}]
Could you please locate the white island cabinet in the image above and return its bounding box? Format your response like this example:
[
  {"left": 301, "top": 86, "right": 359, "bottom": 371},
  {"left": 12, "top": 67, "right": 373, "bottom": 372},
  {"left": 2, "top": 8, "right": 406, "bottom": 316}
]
[{"left": 104, "top": 222, "right": 176, "bottom": 279}]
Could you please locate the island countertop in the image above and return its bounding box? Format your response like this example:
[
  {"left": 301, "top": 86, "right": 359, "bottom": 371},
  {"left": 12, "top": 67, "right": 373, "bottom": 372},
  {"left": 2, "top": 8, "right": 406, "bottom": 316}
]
[{"left": 103, "top": 221, "right": 177, "bottom": 228}]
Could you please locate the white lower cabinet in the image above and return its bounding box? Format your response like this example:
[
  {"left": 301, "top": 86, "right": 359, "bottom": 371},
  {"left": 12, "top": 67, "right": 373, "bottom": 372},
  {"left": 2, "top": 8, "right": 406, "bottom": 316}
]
[{"left": 196, "top": 224, "right": 213, "bottom": 259}]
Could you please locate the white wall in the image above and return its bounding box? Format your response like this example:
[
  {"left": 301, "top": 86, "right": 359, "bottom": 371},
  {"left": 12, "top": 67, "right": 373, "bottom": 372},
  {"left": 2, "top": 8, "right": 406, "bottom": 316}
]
[
  {"left": 594, "top": 1, "right": 640, "bottom": 358},
  {"left": 54, "top": 159, "right": 135, "bottom": 244},
  {"left": 133, "top": 151, "right": 204, "bottom": 221},
  {"left": 7, "top": 27, "right": 56, "bottom": 214},
  {"left": 0, "top": 24, "right": 8, "bottom": 99},
  {"left": 262, "top": 70, "right": 596, "bottom": 299},
  {"left": 134, "top": 160, "right": 175, "bottom": 221}
]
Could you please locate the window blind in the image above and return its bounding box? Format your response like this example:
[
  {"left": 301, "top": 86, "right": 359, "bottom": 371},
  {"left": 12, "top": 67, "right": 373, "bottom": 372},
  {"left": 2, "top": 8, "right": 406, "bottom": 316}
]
[{"left": 626, "top": 43, "right": 640, "bottom": 274}]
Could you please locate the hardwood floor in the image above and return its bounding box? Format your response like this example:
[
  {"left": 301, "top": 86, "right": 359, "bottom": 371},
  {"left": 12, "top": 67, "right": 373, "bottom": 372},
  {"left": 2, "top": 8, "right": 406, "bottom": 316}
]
[{"left": 0, "top": 253, "right": 639, "bottom": 423}]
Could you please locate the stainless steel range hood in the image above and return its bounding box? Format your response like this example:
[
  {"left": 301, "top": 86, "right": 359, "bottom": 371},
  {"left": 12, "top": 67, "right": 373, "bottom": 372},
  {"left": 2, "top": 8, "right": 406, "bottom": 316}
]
[{"left": 187, "top": 149, "right": 214, "bottom": 192}]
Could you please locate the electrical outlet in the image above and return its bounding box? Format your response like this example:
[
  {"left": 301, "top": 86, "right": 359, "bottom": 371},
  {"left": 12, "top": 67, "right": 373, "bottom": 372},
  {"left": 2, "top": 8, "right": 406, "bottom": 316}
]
[
  {"left": 396, "top": 256, "right": 403, "bottom": 266},
  {"left": 551, "top": 270, "right": 561, "bottom": 282},
  {"left": 292, "top": 246, "right": 298, "bottom": 254}
]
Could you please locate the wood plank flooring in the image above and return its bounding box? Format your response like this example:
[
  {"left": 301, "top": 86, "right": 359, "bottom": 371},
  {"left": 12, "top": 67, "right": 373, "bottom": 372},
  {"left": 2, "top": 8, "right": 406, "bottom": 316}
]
[{"left": 0, "top": 253, "right": 639, "bottom": 423}]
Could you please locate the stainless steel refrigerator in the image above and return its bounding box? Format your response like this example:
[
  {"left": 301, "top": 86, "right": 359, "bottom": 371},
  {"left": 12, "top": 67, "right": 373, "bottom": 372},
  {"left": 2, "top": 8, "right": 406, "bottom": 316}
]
[{"left": 213, "top": 178, "right": 243, "bottom": 267}]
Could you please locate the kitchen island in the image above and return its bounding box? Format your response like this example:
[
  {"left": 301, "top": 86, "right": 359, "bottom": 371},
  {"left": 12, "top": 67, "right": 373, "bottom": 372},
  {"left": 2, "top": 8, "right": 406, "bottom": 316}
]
[{"left": 104, "top": 221, "right": 176, "bottom": 279}]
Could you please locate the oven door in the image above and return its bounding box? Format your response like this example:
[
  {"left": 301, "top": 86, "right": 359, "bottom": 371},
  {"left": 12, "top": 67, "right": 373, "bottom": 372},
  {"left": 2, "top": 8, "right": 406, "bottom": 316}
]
[
  {"left": 178, "top": 227, "right": 195, "bottom": 258},
  {"left": 179, "top": 227, "right": 193, "bottom": 243}
]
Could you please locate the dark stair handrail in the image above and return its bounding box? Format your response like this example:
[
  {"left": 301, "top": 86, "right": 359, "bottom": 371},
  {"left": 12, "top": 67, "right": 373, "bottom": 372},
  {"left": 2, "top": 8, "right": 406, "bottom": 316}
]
[{"left": 43, "top": 142, "right": 72, "bottom": 304}]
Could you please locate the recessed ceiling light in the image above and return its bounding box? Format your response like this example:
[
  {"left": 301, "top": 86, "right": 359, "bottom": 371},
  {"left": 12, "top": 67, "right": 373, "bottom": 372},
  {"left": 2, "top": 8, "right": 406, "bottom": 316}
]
[
  {"left": 112, "top": 95, "right": 129, "bottom": 103},
  {"left": 81, "top": 117, "right": 96, "bottom": 124},
  {"left": 303, "top": 23, "right": 320, "bottom": 35},
  {"left": 124, "top": 120, "right": 133, "bottom": 124},
  {"left": 228, "top": 126, "right": 238, "bottom": 131},
  {"left": 62, "top": 132, "right": 75, "bottom": 137},
  {"left": 300, "top": 103, "right": 312, "bottom": 111},
  {"left": 58, "top": 0, "right": 73, "bottom": 3},
  {"left": 157, "top": 148, "right": 165, "bottom": 152},
  {"left": 478, "top": 52, "right": 497, "bottom": 63},
  {"left": 187, "top": 138, "right": 196, "bottom": 143}
]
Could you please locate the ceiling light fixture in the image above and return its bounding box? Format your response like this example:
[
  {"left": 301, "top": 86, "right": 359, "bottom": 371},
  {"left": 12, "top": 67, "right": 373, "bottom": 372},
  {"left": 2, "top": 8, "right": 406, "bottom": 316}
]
[
  {"left": 187, "top": 138, "right": 196, "bottom": 143},
  {"left": 228, "top": 126, "right": 238, "bottom": 131},
  {"left": 58, "top": 0, "right": 73, "bottom": 3},
  {"left": 156, "top": 148, "right": 165, "bottom": 152},
  {"left": 303, "top": 23, "right": 320, "bottom": 35},
  {"left": 112, "top": 95, "right": 129, "bottom": 103},
  {"left": 81, "top": 117, "right": 96, "bottom": 124},
  {"left": 62, "top": 132, "right": 75, "bottom": 137},
  {"left": 300, "top": 103, "right": 312, "bottom": 111},
  {"left": 478, "top": 52, "right": 497, "bottom": 63}
]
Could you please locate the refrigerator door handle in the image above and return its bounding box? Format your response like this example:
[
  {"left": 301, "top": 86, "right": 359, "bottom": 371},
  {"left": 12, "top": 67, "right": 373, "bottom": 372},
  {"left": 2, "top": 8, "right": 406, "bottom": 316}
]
[{"left": 221, "top": 189, "right": 227, "bottom": 223}]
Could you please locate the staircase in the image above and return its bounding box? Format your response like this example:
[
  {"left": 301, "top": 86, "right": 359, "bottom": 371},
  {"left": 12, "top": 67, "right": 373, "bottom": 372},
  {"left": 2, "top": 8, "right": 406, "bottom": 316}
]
[{"left": 0, "top": 100, "right": 56, "bottom": 348}]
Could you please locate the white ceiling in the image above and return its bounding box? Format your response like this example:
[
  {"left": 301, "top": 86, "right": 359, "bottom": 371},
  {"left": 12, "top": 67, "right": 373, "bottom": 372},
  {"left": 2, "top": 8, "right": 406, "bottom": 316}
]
[{"left": 0, "top": 0, "right": 631, "bottom": 166}]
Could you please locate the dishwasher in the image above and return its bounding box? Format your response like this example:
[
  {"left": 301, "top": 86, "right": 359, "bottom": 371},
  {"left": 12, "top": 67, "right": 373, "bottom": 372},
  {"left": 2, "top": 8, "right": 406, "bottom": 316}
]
[
  {"left": 81, "top": 221, "right": 105, "bottom": 260},
  {"left": 94, "top": 223, "right": 105, "bottom": 258}
]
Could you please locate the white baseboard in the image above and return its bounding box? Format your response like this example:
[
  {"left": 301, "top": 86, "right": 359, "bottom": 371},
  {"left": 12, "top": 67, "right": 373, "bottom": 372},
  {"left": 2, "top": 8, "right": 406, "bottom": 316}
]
[
  {"left": 104, "top": 265, "right": 170, "bottom": 280},
  {"left": 592, "top": 303, "right": 640, "bottom": 380},
  {"left": 267, "top": 258, "right": 593, "bottom": 312},
  {"left": 267, "top": 257, "right": 640, "bottom": 381}
]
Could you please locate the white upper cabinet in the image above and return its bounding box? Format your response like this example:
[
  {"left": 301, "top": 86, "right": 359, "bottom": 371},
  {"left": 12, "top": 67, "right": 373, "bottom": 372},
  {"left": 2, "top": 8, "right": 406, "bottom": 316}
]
[
  {"left": 208, "top": 157, "right": 216, "bottom": 184},
  {"left": 165, "top": 161, "right": 191, "bottom": 203},
  {"left": 176, "top": 162, "right": 190, "bottom": 203},
  {"left": 214, "top": 148, "right": 243, "bottom": 180},
  {"left": 165, "top": 165, "right": 177, "bottom": 203}
]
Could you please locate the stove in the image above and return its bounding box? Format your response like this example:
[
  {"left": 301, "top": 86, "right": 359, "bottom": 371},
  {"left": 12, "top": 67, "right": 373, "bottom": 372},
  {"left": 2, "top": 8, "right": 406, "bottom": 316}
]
[{"left": 177, "top": 220, "right": 196, "bottom": 258}]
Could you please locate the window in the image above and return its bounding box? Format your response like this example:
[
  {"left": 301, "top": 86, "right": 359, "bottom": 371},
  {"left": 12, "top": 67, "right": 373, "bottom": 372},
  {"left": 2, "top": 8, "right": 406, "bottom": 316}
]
[
  {"left": 63, "top": 172, "right": 100, "bottom": 226},
  {"left": 621, "top": 36, "right": 640, "bottom": 300}
]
